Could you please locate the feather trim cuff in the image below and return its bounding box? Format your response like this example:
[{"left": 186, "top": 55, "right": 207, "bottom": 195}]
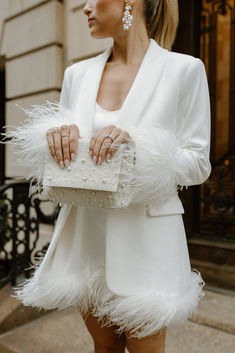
[
  {"left": 118, "top": 123, "right": 190, "bottom": 208},
  {"left": 0, "top": 101, "right": 84, "bottom": 196}
]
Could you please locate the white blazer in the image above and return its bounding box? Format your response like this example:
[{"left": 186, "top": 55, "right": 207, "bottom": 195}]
[
  {"left": 1, "top": 38, "right": 211, "bottom": 299},
  {"left": 2, "top": 38, "right": 211, "bottom": 215},
  {"left": 58, "top": 38, "right": 211, "bottom": 216}
]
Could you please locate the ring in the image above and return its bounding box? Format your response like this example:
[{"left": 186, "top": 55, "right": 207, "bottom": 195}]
[{"left": 104, "top": 134, "right": 114, "bottom": 142}]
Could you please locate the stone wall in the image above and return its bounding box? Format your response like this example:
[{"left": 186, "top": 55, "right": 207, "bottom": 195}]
[{"left": 0, "top": 0, "right": 112, "bottom": 177}]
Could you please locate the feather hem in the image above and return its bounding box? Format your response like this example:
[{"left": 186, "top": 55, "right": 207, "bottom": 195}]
[{"left": 11, "top": 258, "right": 205, "bottom": 339}]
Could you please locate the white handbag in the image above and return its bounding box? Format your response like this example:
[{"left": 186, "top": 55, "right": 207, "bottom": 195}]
[{"left": 39, "top": 138, "right": 136, "bottom": 209}]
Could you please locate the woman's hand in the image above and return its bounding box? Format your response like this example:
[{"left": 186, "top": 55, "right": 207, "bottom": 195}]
[
  {"left": 88, "top": 124, "right": 133, "bottom": 164},
  {"left": 46, "top": 124, "right": 79, "bottom": 168}
]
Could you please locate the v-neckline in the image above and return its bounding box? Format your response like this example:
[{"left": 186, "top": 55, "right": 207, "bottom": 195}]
[
  {"left": 96, "top": 101, "right": 121, "bottom": 113},
  {"left": 96, "top": 38, "right": 152, "bottom": 113},
  {"left": 74, "top": 38, "right": 168, "bottom": 139}
]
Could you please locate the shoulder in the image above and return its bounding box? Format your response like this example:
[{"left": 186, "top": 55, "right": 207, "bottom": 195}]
[
  {"left": 167, "top": 50, "right": 205, "bottom": 77},
  {"left": 168, "top": 50, "right": 204, "bottom": 67},
  {"left": 166, "top": 50, "right": 206, "bottom": 93},
  {"left": 63, "top": 52, "right": 102, "bottom": 81},
  {"left": 68, "top": 56, "right": 97, "bottom": 73}
]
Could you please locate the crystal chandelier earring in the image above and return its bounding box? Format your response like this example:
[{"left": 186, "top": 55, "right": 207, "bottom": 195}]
[{"left": 122, "top": 1, "right": 132, "bottom": 31}]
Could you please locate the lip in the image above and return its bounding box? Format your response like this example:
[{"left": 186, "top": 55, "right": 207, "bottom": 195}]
[
  {"left": 88, "top": 19, "right": 95, "bottom": 26},
  {"left": 88, "top": 18, "right": 95, "bottom": 23}
]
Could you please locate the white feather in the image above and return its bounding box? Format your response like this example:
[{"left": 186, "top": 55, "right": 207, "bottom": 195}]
[
  {"left": 115, "top": 122, "right": 190, "bottom": 208},
  {"left": 11, "top": 257, "right": 205, "bottom": 338},
  {"left": 0, "top": 101, "right": 84, "bottom": 196},
  {"left": 0, "top": 101, "right": 189, "bottom": 207}
]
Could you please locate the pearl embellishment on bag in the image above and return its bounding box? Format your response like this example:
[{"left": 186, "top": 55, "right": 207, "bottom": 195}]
[{"left": 42, "top": 140, "right": 135, "bottom": 209}]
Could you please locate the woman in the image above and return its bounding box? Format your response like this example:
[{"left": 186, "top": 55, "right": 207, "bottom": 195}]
[{"left": 1, "top": 0, "right": 211, "bottom": 352}]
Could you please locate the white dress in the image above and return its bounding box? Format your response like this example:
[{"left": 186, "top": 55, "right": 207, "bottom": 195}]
[{"left": 12, "top": 101, "right": 205, "bottom": 339}]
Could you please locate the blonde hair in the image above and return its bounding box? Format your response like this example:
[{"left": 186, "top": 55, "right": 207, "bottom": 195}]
[{"left": 143, "top": 0, "right": 179, "bottom": 51}]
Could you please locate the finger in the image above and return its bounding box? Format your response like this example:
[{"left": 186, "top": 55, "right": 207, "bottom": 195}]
[
  {"left": 61, "top": 124, "right": 70, "bottom": 167},
  {"left": 89, "top": 125, "right": 115, "bottom": 161},
  {"left": 92, "top": 133, "right": 106, "bottom": 164},
  {"left": 53, "top": 127, "right": 64, "bottom": 168},
  {"left": 108, "top": 133, "right": 127, "bottom": 159},
  {"left": 88, "top": 131, "right": 99, "bottom": 159},
  {"left": 69, "top": 124, "right": 79, "bottom": 161},
  {"left": 46, "top": 128, "right": 57, "bottom": 161},
  {"left": 99, "top": 129, "right": 120, "bottom": 163}
]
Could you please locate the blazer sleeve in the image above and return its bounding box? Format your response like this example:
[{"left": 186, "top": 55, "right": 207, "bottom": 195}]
[
  {"left": 174, "top": 58, "right": 211, "bottom": 187},
  {"left": 119, "top": 58, "right": 212, "bottom": 207},
  {"left": 0, "top": 65, "right": 78, "bottom": 194}
]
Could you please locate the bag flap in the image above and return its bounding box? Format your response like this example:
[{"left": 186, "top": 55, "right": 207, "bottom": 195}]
[{"left": 43, "top": 138, "right": 123, "bottom": 192}]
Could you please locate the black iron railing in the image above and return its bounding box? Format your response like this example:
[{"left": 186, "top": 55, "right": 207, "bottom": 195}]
[{"left": 0, "top": 181, "right": 60, "bottom": 288}]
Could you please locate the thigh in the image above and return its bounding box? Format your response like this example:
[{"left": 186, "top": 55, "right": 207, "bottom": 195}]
[
  {"left": 125, "top": 326, "right": 167, "bottom": 353},
  {"left": 81, "top": 311, "right": 126, "bottom": 351}
]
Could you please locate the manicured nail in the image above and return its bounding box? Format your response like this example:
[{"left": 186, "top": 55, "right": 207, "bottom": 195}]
[
  {"left": 60, "top": 161, "right": 64, "bottom": 168},
  {"left": 54, "top": 156, "right": 57, "bottom": 161},
  {"left": 64, "top": 159, "right": 69, "bottom": 167},
  {"left": 107, "top": 153, "right": 110, "bottom": 159},
  {"left": 93, "top": 155, "right": 97, "bottom": 162},
  {"left": 71, "top": 153, "right": 76, "bottom": 160},
  {"left": 89, "top": 150, "right": 93, "bottom": 157},
  {"left": 98, "top": 156, "right": 102, "bottom": 164}
]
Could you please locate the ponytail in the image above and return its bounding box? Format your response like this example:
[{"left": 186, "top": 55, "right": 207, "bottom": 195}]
[{"left": 143, "top": 0, "right": 179, "bottom": 50}]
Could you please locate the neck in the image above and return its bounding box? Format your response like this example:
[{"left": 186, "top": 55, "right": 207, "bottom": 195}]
[{"left": 109, "top": 31, "right": 150, "bottom": 67}]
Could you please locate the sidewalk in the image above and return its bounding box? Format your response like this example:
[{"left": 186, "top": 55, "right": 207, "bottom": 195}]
[{"left": 0, "top": 285, "right": 234, "bottom": 353}]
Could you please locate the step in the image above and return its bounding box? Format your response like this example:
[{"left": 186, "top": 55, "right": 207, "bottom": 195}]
[
  {"left": 0, "top": 308, "right": 234, "bottom": 353},
  {"left": 0, "top": 344, "right": 19, "bottom": 353},
  {"left": 0, "top": 308, "right": 94, "bottom": 353},
  {"left": 190, "top": 287, "right": 235, "bottom": 334},
  {"left": 188, "top": 238, "right": 235, "bottom": 291},
  {"left": 166, "top": 320, "right": 235, "bottom": 353},
  {"left": 0, "top": 283, "right": 49, "bottom": 335}
]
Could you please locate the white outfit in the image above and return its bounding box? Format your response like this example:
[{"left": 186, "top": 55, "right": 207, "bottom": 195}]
[{"left": 3, "top": 39, "right": 211, "bottom": 339}]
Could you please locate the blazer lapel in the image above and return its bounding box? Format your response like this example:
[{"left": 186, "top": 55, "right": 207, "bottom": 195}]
[
  {"left": 75, "top": 45, "right": 113, "bottom": 138},
  {"left": 118, "top": 39, "right": 169, "bottom": 127},
  {"left": 76, "top": 38, "right": 169, "bottom": 138}
]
